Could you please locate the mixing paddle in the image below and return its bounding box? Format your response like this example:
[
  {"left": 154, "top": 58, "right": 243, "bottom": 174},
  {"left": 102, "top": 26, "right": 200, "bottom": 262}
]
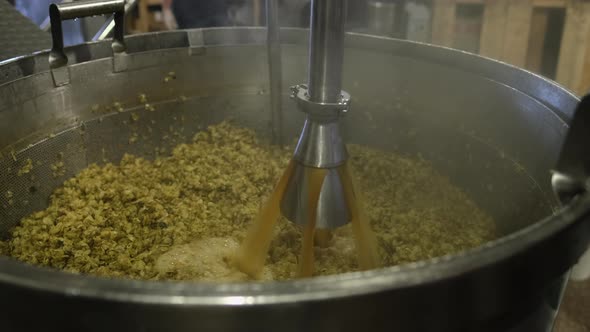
[{"left": 234, "top": 0, "right": 380, "bottom": 278}]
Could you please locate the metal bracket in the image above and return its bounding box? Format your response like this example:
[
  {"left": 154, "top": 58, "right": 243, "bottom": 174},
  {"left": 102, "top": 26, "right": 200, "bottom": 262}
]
[
  {"left": 290, "top": 84, "right": 350, "bottom": 120},
  {"left": 48, "top": 0, "right": 126, "bottom": 85},
  {"left": 188, "top": 30, "right": 206, "bottom": 56},
  {"left": 113, "top": 52, "right": 129, "bottom": 73},
  {"left": 50, "top": 66, "right": 70, "bottom": 87}
]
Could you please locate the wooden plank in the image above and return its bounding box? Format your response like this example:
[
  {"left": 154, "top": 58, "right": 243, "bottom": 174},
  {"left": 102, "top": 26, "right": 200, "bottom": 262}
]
[
  {"left": 137, "top": 0, "right": 150, "bottom": 33},
  {"left": 525, "top": 8, "right": 549, "bottom": 72},
  {"left": 456, "top": 0, "right": 484, "bottom": 4},
  {"left": 555, "top": 1, "right": 577, "bottom": 87},
  {"left": 580, "top": 42, "right": 590, "bottom": 94},
  {"left": 533, "top": 0, "right": 567, "bottom": 7},
  {"left": 431, "top": 0, "right": 457, "bottom": 47},
  {"left": 502, "top": 0, "right": 534, "bottom": 67},
  {"left": 253, "top": 0, "right": 262, "bottom": 26},
  {"left": 456, "top": 0, "right": 565, "bottom": 8},
  {"left": 479, "top": 0, "right": 508, "bottom": 60},
  {"left": 556, "top": 0, "right": 590, "bottom": 94},
  {"left": 456, "top": 0, "right": 565, "bottom": 6},
  {"left": 453, "top": 4, "right": 484, "bottom": 53}
]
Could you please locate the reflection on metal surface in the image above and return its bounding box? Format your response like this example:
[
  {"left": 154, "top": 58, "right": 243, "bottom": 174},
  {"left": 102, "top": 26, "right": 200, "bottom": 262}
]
[
  {"left": 281, "top": 165, "right": 349, "bottom": 229},
  {"left": 293, "top": 117, "right": 348, "bottom": 168},
  {"left": 307, "top": 0, "right": 346, "bottom": 103},
  {"left": 266, "top": 0, "right": 283, "bottom": 145}
]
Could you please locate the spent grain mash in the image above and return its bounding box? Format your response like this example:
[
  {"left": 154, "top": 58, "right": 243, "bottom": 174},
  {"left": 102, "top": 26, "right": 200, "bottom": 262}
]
[{"left": 1, "top": 122, "right": 495, "bottom": 281}]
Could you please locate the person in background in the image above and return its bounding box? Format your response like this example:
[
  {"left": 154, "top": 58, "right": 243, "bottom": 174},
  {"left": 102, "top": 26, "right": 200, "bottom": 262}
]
[
  {"left": 165, "top": 0, "right": 230, "bottom": 29},
  {"left": 164, "top": 0, "right": 312, "bottom": 29},
  {"left": 14, "top": 0, "right": 84, "bottom": 46}
]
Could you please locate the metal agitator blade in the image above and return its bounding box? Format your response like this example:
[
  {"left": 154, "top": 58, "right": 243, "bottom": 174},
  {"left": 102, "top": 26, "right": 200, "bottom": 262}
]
[{"left": 280, "top": 0, "right": 352, "bottom": 229}]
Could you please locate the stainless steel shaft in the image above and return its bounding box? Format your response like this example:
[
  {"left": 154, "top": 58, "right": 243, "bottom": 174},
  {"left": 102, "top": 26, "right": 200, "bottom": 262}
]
[
  {"left": 281, "top": 0, "right": 350, "bottom": 229},
  {"left": 308, "top": 0, "right": 346, "bottom": 104},
  {"left": 294, "top": 0, "right": 348, "bottom": 169},
  {"left": 266, "top": 0, "right": 283, "bottom": 145}
]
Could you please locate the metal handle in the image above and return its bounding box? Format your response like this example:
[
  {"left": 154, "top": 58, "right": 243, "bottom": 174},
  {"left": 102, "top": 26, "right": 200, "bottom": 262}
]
[
  {"left": 49, "top": 0, "right": 126, "bottom": 69},
  {"left": 552, "top": 94, "right": 590, "bottom": 204},
  {"left": 93, "top": 0, "right": 138, "bottom": 41}
]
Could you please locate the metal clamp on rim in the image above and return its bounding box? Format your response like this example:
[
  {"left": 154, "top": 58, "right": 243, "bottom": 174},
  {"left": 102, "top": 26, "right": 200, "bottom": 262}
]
[
  {"left": 552, "top": 94, "right": 590, "bottom": 205},
  {"left": 290, "top": 84, "right": 351, "bottom": 120},
  {"left": 49, "top": 0, "right": 126, "bottom": 86},
  {"left": 552, "top": 172, "right": 588, "bottom": 205}
]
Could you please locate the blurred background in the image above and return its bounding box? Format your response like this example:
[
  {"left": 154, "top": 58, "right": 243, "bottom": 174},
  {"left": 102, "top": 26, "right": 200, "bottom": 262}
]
[
  {"left": 7, "top": 0, "right": 590, "bottom": 96},
  {"left": 2, "top": 0, "right": 589, "bottom": 330}
]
